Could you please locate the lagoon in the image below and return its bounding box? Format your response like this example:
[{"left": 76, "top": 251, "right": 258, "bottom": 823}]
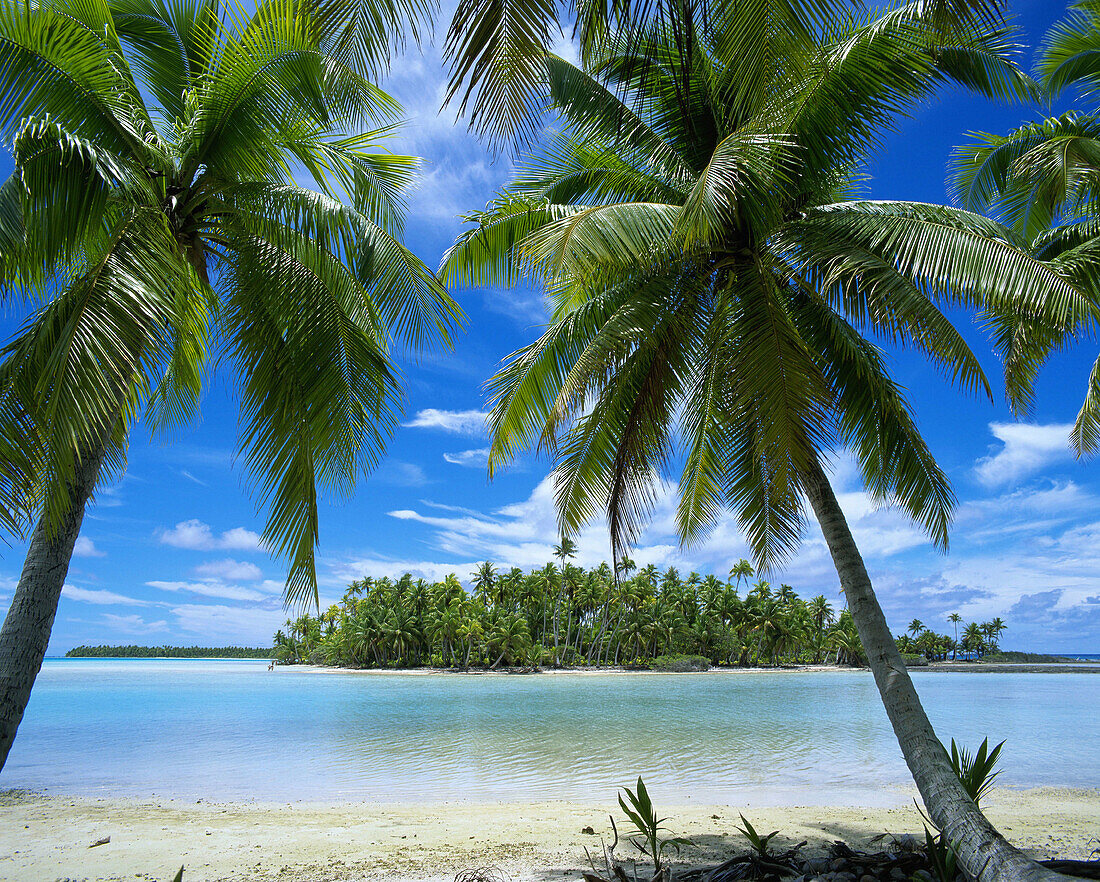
[{"left": 4, "top": 659, "right": 1098, "bottom": 805}]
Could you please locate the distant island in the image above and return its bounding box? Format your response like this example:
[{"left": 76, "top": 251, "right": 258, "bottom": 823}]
[
  {"left": 270, "top": 556, "right": 1025, "bottom": 671},
  {"left": 65, "top": 645, "right": 274, "bottom": 659}
]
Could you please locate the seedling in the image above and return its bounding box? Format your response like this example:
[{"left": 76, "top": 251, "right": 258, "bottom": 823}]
[
  {"left": 735, "top": 814, "right": 780, "bottom": 858},
  {"left": 618, "top": 777, "right": 693, "bottom": 874}
]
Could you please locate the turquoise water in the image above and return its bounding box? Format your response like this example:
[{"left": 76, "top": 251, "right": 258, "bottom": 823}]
[{"left": 3, "top": 659, "right": 1098, "bottom": 804}]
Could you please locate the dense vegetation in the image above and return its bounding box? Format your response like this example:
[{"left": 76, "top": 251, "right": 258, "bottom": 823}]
[
  {"left": 896, "top": 616, "right": 1007, "bottom": 661},
  {"left": 271, "top": 556, "right": 1006, "bottom": 669},
  {"left": 66, "top": 645, "right": 273, "bottom": 659}
]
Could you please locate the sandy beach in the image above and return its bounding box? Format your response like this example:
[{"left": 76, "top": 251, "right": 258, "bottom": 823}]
[{"left": 1, "top": 787, "right": 1096, "bottom": 882}]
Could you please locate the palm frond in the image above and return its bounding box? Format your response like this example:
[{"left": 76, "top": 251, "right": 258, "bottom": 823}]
[{"left": 442, "top": 0, "right": 558, "bottom": 147}]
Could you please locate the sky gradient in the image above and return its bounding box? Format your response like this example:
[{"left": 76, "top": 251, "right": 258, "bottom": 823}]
[{"left": 3, "top": 0, "right": 1099, "bottom": 654}]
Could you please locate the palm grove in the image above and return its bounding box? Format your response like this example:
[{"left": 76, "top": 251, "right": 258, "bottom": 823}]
[
  {"left": 272, "top": 559, "right": 1007, "bottom": 668},
  {"left": 0, "top": 0, "right": 1094, "bottom": 882}
]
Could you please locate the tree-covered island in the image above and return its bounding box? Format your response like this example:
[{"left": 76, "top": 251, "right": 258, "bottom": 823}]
[{"left": 271, "top": 558, "right": 1012, "bottom": 670}]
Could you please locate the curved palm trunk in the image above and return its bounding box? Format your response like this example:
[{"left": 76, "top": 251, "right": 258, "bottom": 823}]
[
  {"left": 802, "top": 461, "right": 1070, "bottom": 882},
  {"left": 0, "top": 441, "right": 108, "bottom": 771}
]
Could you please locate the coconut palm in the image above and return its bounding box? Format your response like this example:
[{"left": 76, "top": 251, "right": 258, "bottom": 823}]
[
  {"left": 439, "top": 2, "right": 1085, "bottom": 878},
  {"left": 0, "top": 0, "right": 461, "bottom": 768},
  {"left": 729, "top": 559, "right": 754, "bottom": 588},
  {"left": 948, "top": 611, "right": 962, "bottom": 654}
]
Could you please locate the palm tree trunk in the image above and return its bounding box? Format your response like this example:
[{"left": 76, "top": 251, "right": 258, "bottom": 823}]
[
  {"left": 802, "top": 460, "right": 1070, "bottom": 882},
  {"left": 0, "top": 440, "right": 109, "bottom": 771}
]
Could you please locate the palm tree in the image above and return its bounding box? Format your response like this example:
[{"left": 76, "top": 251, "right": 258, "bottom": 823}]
[
  {"left": 439, "top": 4, "right": 1081, "bottom": 878},
  {"left": 488, "top": 614, "right": 532, "bottom": 668},
  {"left": 908, "top": 619, "right": 925, "bottom": 637},
  {"left": 989, "top": 616, "right": 1007, "bottom": 650},
  {"left": 0, "top": 0, "right": 460, "bottom": 767},
  {"left": 549, "top": 536, "right": 577, "bottom": 663},
  {"left": 471, "top": 561, "right": 498, "bottom": 604},
  {"left": 729, "top": 559, "right": 754, "bottom": 589},
  {"left": 948, "top": 612, "right": 962, "bottom": 658},
  {"left": 963, "top": 622, "right": 985, "bottom": 660}
]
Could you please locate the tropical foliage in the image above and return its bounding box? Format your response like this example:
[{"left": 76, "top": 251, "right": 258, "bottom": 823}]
[
  {"left": 437, "top": 2, "right": 1080, "bottom": 880},
  {"left": 953, "top": 0, "right": 1100, "bottom": 447},
  {"left": 0, "top": 0, "right": 461, "bottom": 771},
  {"left": 272, "top": 559, "right": 868, "bottom": 668},
  {"left": 273, "top": 562, "right": 1017, "bottom": 669},
  {"left": 65, "top": 645, "right": 273, "bottom": 659},
  {"left": 0, "top": 0, "right": 460, "bottom": 602},
  {"left": 895, "top": 615, "right": 1006, "bottom": 660}
]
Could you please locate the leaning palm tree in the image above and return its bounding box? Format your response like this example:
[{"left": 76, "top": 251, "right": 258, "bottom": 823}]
[
  {"left": 0, "top": 0, "right": 461, "bottom": 769},
  {"left": 952, "top": 0, "right": 1100, "bottom": 447},
  {"left": 440, "top": 5, "right": 1085, "bottom": 880}
]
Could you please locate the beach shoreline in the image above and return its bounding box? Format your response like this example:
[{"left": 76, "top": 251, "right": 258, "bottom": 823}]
[
  {"left": 2, "top": 786, "right": 1096, "bottom": 882},
  {"left": 302, "top": 660, "right": 1100, "bottom": 675}
]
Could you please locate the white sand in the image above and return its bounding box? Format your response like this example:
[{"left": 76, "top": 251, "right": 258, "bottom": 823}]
[{"left": 1, "top": 787, "right": 1096, "bottom": 882}]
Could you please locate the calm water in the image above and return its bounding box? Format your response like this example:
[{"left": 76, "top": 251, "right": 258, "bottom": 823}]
[{"left": 3, "top": 659, "right": 1098, "bottom": 805}]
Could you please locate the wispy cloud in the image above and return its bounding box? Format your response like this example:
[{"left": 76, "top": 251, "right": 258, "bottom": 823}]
[
  {"left": 404, "top": 408, "right": 489, "bottom": 435},
  {"left": 443, "top": 447, "right": 490, "bottom": 467},
  {"left": 156, "top": 519, "right": 264, "bottom": 552},
  {"left": 147, "top": 580, "right": 271, "bottom": 602},
  {"left": 99, "top": 613, "right": 169, "bottom": 635},
  {"left": 373, "top": 460, "right": 431, "bottom": 487},
  {"left": 63, "top": 585, "right": 149, "bottom": 606},
  {"left": 973, "top": 422, "right": 1075, "bottom": 488},
  {"left": 170, "top": 604, "right": 288, "bottom": 644},
  {"left": 73, "top": 537, "right": 105, "bottom": 558},
  {"left": 194, "top": 559, "right": 263, "bottom": 581}
]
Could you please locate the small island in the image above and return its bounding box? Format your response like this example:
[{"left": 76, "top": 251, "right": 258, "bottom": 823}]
[
  {"left": 269, "top": 556, "right": 1034, "bottom": 672},
  {"left": 65, "top": 645, "right": 274, "bottom": 659}
]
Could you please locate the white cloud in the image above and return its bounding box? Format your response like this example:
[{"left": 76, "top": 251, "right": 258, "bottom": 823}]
[
  {"left": 99, "top": 613, "right": 168, "bottom": 635},
  {"left": 156, "top": 519, "right": 264, "bottom": 552},
  {"left": 180, "top": 470, "right": 207, "bottom": 487},
  {"left": 973, "top": 422, "right": 1075, "bottom": 488},
  {"left": 404, "top": 408, "right": 489, "bottom": 435},
  {"left": 170, "top": 604, "right": 287, "bottom": 644},
  {"left": 194, "top": 559, "right": 263, "bottom": 581},
  {"left": 73, "top": 537, "right": 105, "bottom": 558},
  {"left": 443, "top": 447, "right": 490, "bottom": 467},
  {"left": 147, "top": 580, "right": 268, "bottom": 602},
  {"left": 333, "top": 555, "right": 481, "bottom": 585},
  {"left": 63, "top": 585, "right": 147, "bottom": 606}
]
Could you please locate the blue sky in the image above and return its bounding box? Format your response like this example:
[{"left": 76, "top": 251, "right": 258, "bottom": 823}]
[{"left": 3, "top": 0, "right": 1100, "bottom": 653}]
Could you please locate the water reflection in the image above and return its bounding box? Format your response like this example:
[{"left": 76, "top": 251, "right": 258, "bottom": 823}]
[{"left": 4, "top": 661, "right": 1097, "bottom": 803}]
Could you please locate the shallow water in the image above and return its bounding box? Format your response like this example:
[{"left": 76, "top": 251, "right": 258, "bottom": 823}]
[{"left": 3, "top": 659, "right": 1098, "bottom": 804}]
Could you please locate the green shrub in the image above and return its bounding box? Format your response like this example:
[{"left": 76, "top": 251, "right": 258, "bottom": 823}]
[{"left": 651, "top": 654, "right": 711, "bottom": 672}]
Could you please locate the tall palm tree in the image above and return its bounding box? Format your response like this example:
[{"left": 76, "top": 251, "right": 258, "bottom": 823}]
[
  {"left": 948, "top": 611, "right": 962, "bottom": 655},
  {"left": 728, "top": 558, "right": 754, "bottom": 589},
  {"left": 0, "top": 0, "right": 461, "bottom": 768},
  {"left": 551, "top": 535, "right": 577, "bottom": 663},
  {"left": 439, "top": 4, "right": 1081, "bottom": 879}
]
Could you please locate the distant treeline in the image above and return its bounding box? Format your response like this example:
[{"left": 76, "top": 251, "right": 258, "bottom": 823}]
[
  {"left": 65, "top": 645, "right": 274, "bottom": 658},
  {"left": 274, "top": 555, "right": 1013, "bottom": 671}
]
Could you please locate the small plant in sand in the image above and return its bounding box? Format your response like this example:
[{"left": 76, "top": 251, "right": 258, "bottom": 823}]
[
  {"left": 917, "top": 736, "right": 1002, "bottom": 882},
  {"left": 734, "top": 815, "right": 780, "bottom": 858},
  {"left": 618, "top": 777, "right": 693, "bottom": 877}
]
